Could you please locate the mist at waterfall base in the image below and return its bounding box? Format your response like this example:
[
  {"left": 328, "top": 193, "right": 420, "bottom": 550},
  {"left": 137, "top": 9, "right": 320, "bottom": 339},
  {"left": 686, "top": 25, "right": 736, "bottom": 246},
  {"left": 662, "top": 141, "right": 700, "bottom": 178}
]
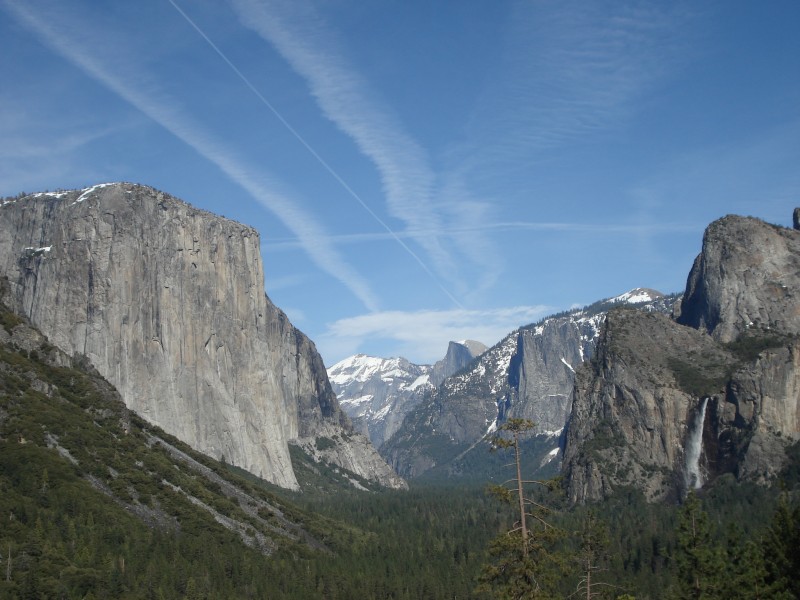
[{"left": 685, "top": 397, "right": 709, "bottom": 491}]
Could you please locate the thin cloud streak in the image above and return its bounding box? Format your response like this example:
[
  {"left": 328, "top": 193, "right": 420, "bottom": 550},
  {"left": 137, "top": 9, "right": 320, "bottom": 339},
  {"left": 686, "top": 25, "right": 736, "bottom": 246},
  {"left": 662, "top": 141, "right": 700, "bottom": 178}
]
[
  {"left": 2, "top": 0, "right": 379, "bottom": 312},
  {"left": 263, "top": 220, "right": 704, "bottom": 250},
  {"left": 228, "top": 0, "right": 492, "bottom": 302}
]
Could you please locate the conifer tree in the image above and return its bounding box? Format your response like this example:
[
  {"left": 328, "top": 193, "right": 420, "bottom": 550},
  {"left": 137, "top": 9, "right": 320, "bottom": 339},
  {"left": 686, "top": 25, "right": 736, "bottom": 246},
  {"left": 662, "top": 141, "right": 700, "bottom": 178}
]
[
  {"left": 569, "top": 510, "right": 623, "bottom": 599},
  {"left": 673, "top": 491, "right": 723, "bottom": 599},
  {"left": 762, "top": 496, "right": 800, "bottom": 599},
  {"left": 477, "top": 419, "right": 563, "bottom": 599},
  {"left": 719, "top": 525, "right": 767, "bottom": 600}
]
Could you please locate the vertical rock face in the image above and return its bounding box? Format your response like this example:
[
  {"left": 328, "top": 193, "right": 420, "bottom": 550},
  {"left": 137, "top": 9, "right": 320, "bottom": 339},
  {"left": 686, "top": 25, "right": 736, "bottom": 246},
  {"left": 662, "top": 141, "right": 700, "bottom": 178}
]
[
  {"left": 431, "top": 340, "right": 487, "bottom": 386},
  {"left": 677, "top": 215, "right": 800, "bottom": 342},
  {"left": 564, "top": 213, "right": 800, "bottom": 503},
  {"left": 562, "top": 309, "right": 735, "bottom": 503},
  {"left": 0, "top": 183, "right": 404, "bottom": 490},
  {"left": 507, "top": 316, "right": 600, "bottom": 434}
]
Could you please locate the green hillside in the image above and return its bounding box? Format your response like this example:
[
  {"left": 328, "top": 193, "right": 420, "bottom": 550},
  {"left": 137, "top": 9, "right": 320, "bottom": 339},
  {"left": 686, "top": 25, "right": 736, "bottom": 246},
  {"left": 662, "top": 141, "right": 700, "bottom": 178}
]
[{"left": 1, "top": 296, "right": 798, "bottom": 599}]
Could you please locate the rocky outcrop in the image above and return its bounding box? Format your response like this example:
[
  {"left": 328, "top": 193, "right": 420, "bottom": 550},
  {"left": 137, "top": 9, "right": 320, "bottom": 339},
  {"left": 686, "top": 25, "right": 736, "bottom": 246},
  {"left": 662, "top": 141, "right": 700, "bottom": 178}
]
[
  {"left": 721, "top": 341, "right": 800, "bottom": 481},
  {"left": 677, "top": 215, "right": 800, "bottom": 342},
  {"left": 507, "top": 316, "right": 600, "bottom": 434},
  {"left": 431, "top": 340, "right": 487, "bottom": 386},
  {"left": 0, "top": 183, "right": 404, "bottom": 490},
  {"left": 562, "top": 309, "right": 736, "bottom": 502},
  {"left": 564, "top": 212, "right": 800, "bottom": 503}
]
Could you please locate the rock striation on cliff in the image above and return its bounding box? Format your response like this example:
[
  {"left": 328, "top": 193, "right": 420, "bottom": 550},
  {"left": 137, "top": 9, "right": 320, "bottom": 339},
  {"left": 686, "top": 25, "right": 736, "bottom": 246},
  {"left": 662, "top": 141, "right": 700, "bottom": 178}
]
[
  {"left": 563, "top": 212, "right": 800, "bottom": 503},
  {"left": 0, "top": 183, "right": 405, "bottom": 490}
]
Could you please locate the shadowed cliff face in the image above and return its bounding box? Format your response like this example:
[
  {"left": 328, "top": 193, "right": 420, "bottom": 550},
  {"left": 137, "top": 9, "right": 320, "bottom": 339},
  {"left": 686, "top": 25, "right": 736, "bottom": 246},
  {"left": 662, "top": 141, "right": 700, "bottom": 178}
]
[
  {"left": 563, "top": 213, "right": 800, "bottom": 503},
  {"left": 0, "top": 183, "right": 405, "bottom": 490}
]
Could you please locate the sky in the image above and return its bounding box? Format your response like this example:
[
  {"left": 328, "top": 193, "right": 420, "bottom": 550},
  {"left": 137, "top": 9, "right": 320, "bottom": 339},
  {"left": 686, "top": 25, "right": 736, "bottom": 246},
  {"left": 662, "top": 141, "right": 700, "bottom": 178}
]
[{"left": 1, "top": 0, "right": 798, "bottom": 366}]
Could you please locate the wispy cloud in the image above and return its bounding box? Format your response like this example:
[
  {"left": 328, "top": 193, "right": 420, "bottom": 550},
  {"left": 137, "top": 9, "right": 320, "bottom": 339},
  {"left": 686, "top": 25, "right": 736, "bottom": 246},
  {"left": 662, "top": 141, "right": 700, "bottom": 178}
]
[
  {"left": 228, "top": 0, "right": 497, "bottom": 300},
  {"left": 262, "top": 220, "right": 703, "bottom": 250},
  {"left": 2, "top": 0, "right": 379, "bottom": 311},
  {"left": 317, "top": 305, "right": 552, "bottom": 365},
  {"left": 456, "top": 1, "right": 696, "bottom": 176}
]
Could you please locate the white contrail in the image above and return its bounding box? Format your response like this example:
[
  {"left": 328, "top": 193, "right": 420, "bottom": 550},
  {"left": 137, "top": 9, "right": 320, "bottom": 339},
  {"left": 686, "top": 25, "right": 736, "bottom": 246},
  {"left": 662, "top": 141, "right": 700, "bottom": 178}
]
[
  {"left": 2, "top": 0, "right": 380, "bottom": 311},
  {"left": 168, "top": 0, "right": 465, "bottom": 309}
]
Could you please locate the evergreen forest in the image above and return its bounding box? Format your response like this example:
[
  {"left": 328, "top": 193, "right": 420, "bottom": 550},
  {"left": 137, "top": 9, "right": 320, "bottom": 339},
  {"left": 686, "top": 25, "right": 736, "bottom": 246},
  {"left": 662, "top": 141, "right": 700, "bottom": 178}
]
[{"left": 1, "top": 302, "right": 799, "bottom": 599}]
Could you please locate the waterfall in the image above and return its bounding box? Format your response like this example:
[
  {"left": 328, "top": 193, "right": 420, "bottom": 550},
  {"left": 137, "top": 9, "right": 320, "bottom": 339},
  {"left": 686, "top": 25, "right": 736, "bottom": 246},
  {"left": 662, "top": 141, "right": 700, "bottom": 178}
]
[{"left": 684, "top": 397, "right": 708, "bottom": 490}]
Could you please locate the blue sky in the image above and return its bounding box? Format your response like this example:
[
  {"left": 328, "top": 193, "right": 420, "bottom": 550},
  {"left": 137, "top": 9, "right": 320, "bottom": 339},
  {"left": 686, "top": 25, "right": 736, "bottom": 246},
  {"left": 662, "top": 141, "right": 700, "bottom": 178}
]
[{"left": 1, "top": 0, "right": 798, "bottom": 365}]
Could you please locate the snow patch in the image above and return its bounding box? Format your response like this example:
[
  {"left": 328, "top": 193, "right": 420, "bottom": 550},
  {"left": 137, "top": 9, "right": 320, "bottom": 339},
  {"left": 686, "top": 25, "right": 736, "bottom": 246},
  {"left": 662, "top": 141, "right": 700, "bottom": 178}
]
[
  {"left": 539, "top": 445, "right": 560, "bottom": 467},
  {"left": 374, "top": 404, "right": 391, "bottom": 420},
  {"left": 611, "top": 288, "right": 661, "bottom": 305},
  {"left": 560, "top": 357, "right": 574, "bottom": 373},
  {"left": 408, "top": 374, "right": 431, "bottom": 391},
  {"left": 339, "top": 394, "right": 373, "bottom": 407},
  {"left": 69, "top": 182, "right": 118, "bottom": 206},
  {"left": 32, "top": 190, "right": 70, "bottom": 199}
]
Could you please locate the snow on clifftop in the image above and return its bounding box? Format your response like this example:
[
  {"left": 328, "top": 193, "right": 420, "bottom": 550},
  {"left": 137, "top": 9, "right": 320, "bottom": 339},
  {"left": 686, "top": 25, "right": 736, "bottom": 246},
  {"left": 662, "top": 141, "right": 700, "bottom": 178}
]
[{"left": 612, "top": 288, "right": 664, "bottom": 304}]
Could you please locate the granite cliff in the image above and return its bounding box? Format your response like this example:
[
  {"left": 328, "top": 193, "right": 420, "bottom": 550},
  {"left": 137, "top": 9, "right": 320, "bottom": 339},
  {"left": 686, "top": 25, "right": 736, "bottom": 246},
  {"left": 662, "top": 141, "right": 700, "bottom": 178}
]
[
  {"left": 383, "top": 291, "right": 676, "bottom": 479},
  {"left": 0, "top": 183, "right": 405, "bottom": 490},
  {"left": 677, "top": 215, "right": 800, "bottom": 341},
  {"left": 431, "top": 340, "right": 488, "bottom": 386},
  {"left": 563, "top": 212, "right": 800, "bottom": 503}
]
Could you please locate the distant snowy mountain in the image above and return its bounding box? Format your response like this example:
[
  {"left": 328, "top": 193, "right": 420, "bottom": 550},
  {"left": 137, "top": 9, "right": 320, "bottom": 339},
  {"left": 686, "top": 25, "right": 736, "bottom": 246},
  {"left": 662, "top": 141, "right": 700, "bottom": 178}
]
[
  {"left": 383, "top": 289, "right": 680, "bottom": 480},
  {"left": 609, "top": 287, "right": 664, "bottom": 305},
  {"left": 329, "top": 341, "right": 486, "bottom": 448}
]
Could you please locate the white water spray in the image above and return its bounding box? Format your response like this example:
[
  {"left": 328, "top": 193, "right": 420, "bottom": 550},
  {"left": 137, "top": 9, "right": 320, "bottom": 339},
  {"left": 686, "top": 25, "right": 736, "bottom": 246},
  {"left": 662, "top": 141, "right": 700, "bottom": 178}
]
[{"left": 684, "top": 397, "right": 709, "bottom": 490}]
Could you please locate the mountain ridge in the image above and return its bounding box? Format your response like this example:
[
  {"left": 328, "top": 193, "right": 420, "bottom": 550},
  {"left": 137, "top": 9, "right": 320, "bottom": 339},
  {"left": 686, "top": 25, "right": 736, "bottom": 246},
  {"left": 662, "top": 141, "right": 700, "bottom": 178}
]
[
  {"left": 329, "top": 340, "right": 487, "bottom": 448},
  {"left": 381, "top": 288, "right": 678, "bottom": 479}
]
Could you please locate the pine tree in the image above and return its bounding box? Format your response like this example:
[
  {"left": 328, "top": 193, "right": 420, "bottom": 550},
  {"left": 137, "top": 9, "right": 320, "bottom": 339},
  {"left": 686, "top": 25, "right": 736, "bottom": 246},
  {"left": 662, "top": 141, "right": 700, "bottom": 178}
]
[
  {"left": 477, "top": 419, "right": 563, "bottom": 599},
  {"left": 672, "top": 491, "right": 724, "bottom": 599},
  {"left": 762, "top": 495, "right": 800, "bottom": 599},
  {"left": 570, "top": 509, "right": 625, "bottom": 599},
  {"left": 719, "top": 525, "right": 767, "bottom": 600}
]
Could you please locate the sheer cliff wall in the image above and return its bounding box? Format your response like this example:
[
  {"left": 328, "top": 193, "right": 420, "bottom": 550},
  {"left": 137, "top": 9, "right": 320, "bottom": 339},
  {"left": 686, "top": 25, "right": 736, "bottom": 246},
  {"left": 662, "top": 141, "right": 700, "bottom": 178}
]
[{"left": 0, "top": 183, "right": 404, "bottom": 490}]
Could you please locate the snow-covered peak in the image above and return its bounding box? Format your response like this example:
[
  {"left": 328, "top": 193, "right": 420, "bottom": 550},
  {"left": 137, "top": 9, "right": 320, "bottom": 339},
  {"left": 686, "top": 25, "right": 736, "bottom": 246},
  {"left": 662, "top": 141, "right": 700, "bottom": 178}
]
[
  {"left": 327, "top": 354, "right": 425, "bottom": 386},
  {"left": 329, "top": 354, "right": 391, "bottom": 385},
  {"left": 611, "top": 288, "right": 664, "bottom": 305},
  {"left": 328, "top": 353, "right": 434, "bottom": 447}
]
